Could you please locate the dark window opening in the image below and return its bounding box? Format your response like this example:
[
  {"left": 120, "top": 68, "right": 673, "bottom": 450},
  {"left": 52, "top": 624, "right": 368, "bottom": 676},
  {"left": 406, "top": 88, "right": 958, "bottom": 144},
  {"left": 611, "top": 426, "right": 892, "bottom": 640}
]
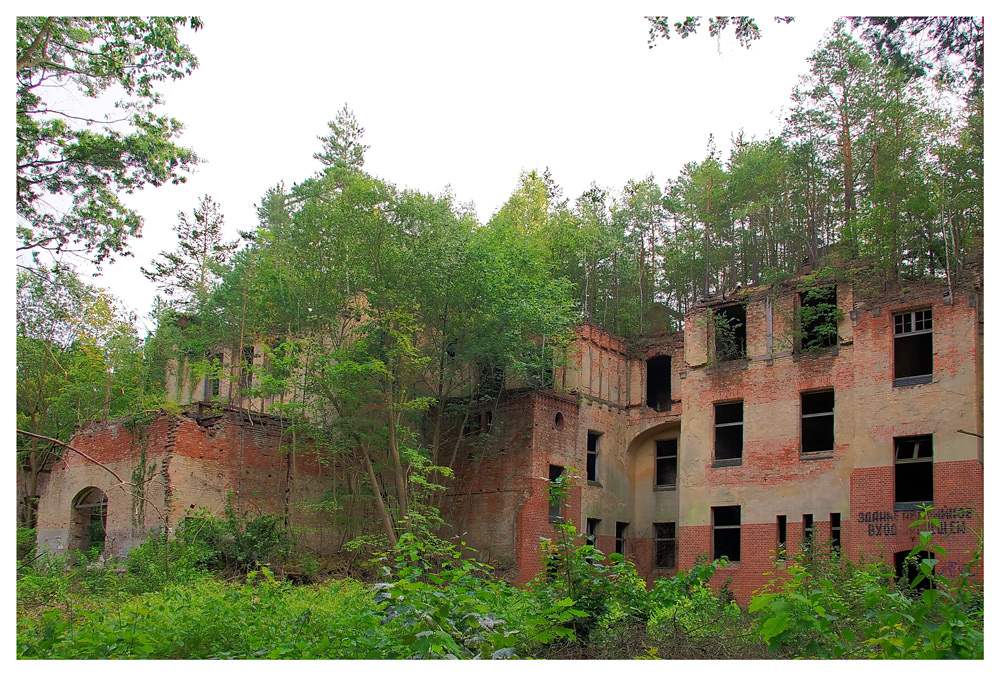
[
  {"left": 655, "top": 439, "right": 678, "bottom": 488},
  {"left": 712, "top": 506, "right": 741, "bottom": 562},
  {"left": 239, "top": 345, "right": 255, "bottom": 391},
  {"left": 480, "top": 362, "right": 505, "bottom": 398},
  {"left": 646, "top": 355, "right": 672, "bottom": 411},
  {"left": 654, "top": 522, "right": 677, "bottom": 569},
  {"left": 714, "top": 305, "right": 747, "bottom": 362},
  {"left": 799, "top": 286, "right": 838, "bottom": 350},
  {"left": 587, "top": 432, "right": 601, "bottom": 481},
  {"left": 548, "top": 465, "right": 564, "bottom": 521},
  {"left": 615, "top": 522, "right": 628, "bottom": 556},
  {"left": 714, "top": 401, "right": 744, "bottom": 461},
  {"left": 554, "top": 411, "right": 565, "bottom": 430},
  {"left": 894, "top": 310, "right": 933, "bottom": 381},
  {"left": 777, "top": 515, "right": 787, "bottom": 560},
  {"left": 585, "top": 518, "right": 600, "bottom": 562},
  {"left": 803, "top": 513, "right": 814, "bottom": 551},
  {"left": 482, "top": 411, "right": 493, "bottom": 434},
  {"left": 895, "top": 550, "right": 933, "bottom": 591},
  {"left": 894, "top": 435, "right": 933, "bottom": 505},
  {"left": 801, "top": 390, "right": 835, "bottom": 454},
  {"left": 830, "top": 513, "right": 841, "bottom": 550}
]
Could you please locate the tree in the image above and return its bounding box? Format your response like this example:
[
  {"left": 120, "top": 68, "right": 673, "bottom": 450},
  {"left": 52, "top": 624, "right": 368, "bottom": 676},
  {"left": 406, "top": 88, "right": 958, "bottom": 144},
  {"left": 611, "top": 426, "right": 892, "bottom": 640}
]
[
  {"left": 646, "top": 16, "right": 794, "bottom": 49},
  {"left": 17, "top": 266, "right": 147, "bottom": 527},
  {"left": 141, "top": 195, "right": 239, "bottom": 313},
  {"left": 314, "top": 104, "right": 369, "bottom": 170},
  {"left": 16, "top": 17, "right": 201, "bottom": 266}
]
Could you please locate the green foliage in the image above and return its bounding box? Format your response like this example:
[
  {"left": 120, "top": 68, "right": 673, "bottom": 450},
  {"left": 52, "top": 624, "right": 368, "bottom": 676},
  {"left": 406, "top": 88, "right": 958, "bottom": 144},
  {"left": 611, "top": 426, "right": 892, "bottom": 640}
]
[
  {"left": 17, "top": 17, "right": 201, "bottom": 265},
  {"left": 713, "top": 310, "right": 745, "bottom": 361},
  {"left": 17, "top": 527, "right": 37, "bottom": 561},
  {"left": 796, "top": 285, "right": 842, "bottom": 351},
  {"left": 750, "top": 506, "right": 984, "bottom": 659},
  {"left": 174, "top": 504, "right": 293, "bottom": 575}
]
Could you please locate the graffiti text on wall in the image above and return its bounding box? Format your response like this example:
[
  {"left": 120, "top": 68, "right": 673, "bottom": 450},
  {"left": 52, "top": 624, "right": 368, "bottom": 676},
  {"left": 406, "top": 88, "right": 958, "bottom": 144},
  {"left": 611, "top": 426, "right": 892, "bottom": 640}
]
[{"left": 856, "top": 506, "right": 973, "bottom": 537}]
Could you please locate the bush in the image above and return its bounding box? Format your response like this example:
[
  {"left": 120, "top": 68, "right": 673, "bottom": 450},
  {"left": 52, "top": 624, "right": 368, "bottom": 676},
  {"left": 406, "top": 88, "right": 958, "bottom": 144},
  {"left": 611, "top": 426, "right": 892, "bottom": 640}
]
[
  {"left": 17, "top": 527, "right": 37, "bottom": 561},
  {"left": 174, "top": 504, "right": 293, "bottom": 575}
]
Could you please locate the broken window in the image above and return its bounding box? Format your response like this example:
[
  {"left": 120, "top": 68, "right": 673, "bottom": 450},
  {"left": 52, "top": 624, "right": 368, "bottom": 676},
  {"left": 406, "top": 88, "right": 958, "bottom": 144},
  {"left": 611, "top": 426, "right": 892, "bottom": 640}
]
[
  {"left": 653, "top": 522, "right": 677, "bottom": 569},
  {"left": 893, "top": 309, "right": 933, "bottom": 384},
  {"left": 655, "top": 439, "right": 678, "bottom": 488},
  {"left": 69, "top": 487, "right": 108, "bottom": 554},
  {"left": 776, "top": 515, "right": 787, "bottom": 560},
  {"left": 615, "top": 521, "right": 628, "bottom": 556},
  {"left": 714, "top": 401, "right": 743, "bottom": 462},
  {"left": 894, "top": 435, "right": 933, "bottom": 505},
  {"left": 203, "top": 352, "right": 223, "bottom": 400},
  {"left": 830, "top": 512, "right": 841, "bottom": 550},
  {"left": 714, "top": 305, "right": 747, "bottom": 362},
  {"left": 895, "top": 549, "right": 933, "bottom": 591},
  {"left": 802, "top": 513, "right": 814, "bottom": 552},
  {"left": 585, "top": 518, "right": 601, "bottom": 562},
  {"left": 548, "top": 465, "right": 564, "bottom": 522},
  {"left": 801, "top": 390, "right": 834, "bottom": 454},
  {"left": 239, "top": 345, "right": 255, "bottom": 391},
  {"left": 712, "top": 506, "right": 741, "bottom": 562},
  {"left": 586, "top": 432, "right": 601, "bottom": 482},
  {"left": 798, "top": 286, "right": 838, "bottom": 350},
  {"left": 646, "top": 355, "right": 672, "bottom": 411}
]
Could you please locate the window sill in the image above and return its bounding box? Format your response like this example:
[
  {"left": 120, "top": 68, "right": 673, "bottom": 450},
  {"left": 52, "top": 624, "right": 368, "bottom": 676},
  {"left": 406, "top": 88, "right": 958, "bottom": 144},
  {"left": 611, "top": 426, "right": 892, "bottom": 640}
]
[
  {"left": 894, "top": 501, "right": 934, "bottom": 512},
  {"left": 653, "top": 485, "right": 677, "bottom": 492},
  {"left": 587, "top": 480, "right": 603, "bottom": 488},
  {"left": 548, "top": 516, "right": 565, "bottom": 524},
  {"left": 712, "top": 458, "right": 743, "bottom": 468},
  {"left": 799, "top": 451, "right": 834, "bottom": 461},
  {"left": 894, "top": 374, "right": 933, "bottom": 387}
]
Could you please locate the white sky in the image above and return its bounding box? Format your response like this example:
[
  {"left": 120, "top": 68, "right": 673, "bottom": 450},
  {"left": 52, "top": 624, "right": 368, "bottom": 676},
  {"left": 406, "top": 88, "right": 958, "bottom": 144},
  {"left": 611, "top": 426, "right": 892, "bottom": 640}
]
[{"left": 32, "top": 9, "right": 851, "bottom": 330}]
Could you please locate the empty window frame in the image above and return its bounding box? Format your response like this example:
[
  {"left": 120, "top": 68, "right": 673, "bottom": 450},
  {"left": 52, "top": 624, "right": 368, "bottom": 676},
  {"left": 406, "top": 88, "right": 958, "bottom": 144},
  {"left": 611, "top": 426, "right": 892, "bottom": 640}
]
[
  {"left": 801, "top": 390, "right": 835, "bottom": 454},
  {"left": 893, "top": 309, "right": 933, "bottom": 383},
  {"left": 714, "top": 401, "right": 744, "bottom": 461},
  {"left": 655, "top": 439, "right": 678, "bottom": 488},
  {"left": 615, "top": 522, "right": 628, "bottom": 556},
  {"left": 714, "top": 305, "right": 747, "bottom": 362},
  {"left": 653, "top": 522, "right": 677, "bottom": 569},
  {"left": 830, "top": 513, "right": 842, "bottom": 550},
  {"left": 548, "top": 465, "right": 565, "bottom": 522},
  {"left": 802, "top": 513, "right": 814, "bottom": 551},
  {"left": 712, "top": 506, "right": 741, "bottom": 562},
  {"left": 204, "top": 352, "right": 223, "bottom": 400},
  {"left": 894, "top": 435, "right": 933, "bottom": 505},
  {"left": 585, "top": 518, "right": 600, "bottom": 562},
  {"left": 646, "top": 355, "right": 672, "bottom": 410},
  {"left": 239, "top": 345, "right": 255, "bottom": 391},
  {"left": 776, "top": 515, "right": 787, "bottom": 560},
  {"left": 799, "top": 286, "right": 838, "bottom": 350},
  {"left": 587, "top": 432, "right": 601, "bottom": 482}
]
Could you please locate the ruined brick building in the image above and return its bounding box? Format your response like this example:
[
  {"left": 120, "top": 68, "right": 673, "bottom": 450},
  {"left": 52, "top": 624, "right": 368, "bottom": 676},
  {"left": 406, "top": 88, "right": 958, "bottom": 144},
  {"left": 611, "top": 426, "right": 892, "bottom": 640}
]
[{"left": 33, "top": 271, "right": 984, "bottom": 602}]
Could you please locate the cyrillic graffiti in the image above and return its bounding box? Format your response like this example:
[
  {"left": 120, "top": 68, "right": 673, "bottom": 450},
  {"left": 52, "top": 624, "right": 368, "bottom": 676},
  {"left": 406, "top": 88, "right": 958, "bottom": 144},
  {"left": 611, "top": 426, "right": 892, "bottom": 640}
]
[{"left": 856, "top": 506, "right": 973, "bottom": 537}]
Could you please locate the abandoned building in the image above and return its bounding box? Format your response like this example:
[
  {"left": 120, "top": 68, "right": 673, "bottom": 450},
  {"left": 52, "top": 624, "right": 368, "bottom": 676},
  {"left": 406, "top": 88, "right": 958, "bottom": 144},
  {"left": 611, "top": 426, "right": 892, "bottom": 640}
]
[{"left": 33, "top": 272, "right": 984, "bottom": 603}]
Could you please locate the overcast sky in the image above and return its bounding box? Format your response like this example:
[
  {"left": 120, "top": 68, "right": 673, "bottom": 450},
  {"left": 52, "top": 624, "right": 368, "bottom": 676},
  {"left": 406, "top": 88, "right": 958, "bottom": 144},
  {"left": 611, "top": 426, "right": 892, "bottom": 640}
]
[{"left": 21, "top": 10, "right": 869, "bottom": 328}]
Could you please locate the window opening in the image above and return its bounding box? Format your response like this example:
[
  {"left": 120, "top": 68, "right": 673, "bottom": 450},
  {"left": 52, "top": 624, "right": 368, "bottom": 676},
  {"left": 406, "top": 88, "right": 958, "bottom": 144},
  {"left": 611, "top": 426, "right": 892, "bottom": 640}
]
[
  {"left": 799, "top": 286, "right": 838, "bottom": 350},
  {"left": 653, "top": 522, "right": 677, "bottom": 569},
  {"left": 894, "top": 435, "right": 933, "bottom": 505},
  {"left": 585, "top": 518, "right": 600, "bottom": 562},
  {"left": 646, "top": 355, "right": 672, "bottom": 410},
  {"left": 714, "top": 401, "right": 743, "bottom": 461},
  {"left": 830, "top": 513, "right": 841, "bottom": 550},
  {"left": 801, "top": 390, "right": 834, "bottom": 454},
  {"left": 554, "top": 411, "right": 565, "bottom": 430},
  {"left": 895, "top": 550, "right": 933, "bottom": 591},
  {"left": 893, "top": 309, "right": 933, "bottom": 383},
  {"left": 655, "top": 439, "right": 678, "bottom": 488},
  {"left": 586, "top": 432, "right": 601, "bottom": 482},
  {"left": 714, "top": 305, "right": 747, "bottom": 362},
  {"left": 712, "top": 506, "right": 741, "bottom": 562},
  {"left": 803, "top": 513, "right": 814, "bottom": 552},
  {"left": 482, "top": 410, "right": 493, "bottom": 434},
  {"left": 776, "top": 515, "right": 787, "bottom": 560},
  {"left": 548, "top": 465, "right": 564, "bottom": 522},
  {"left": 615, "top": 522, "right": 628, "bottom": 556},
  {"left": 239, "top": 345, "right": 255, "bottom": 391}
]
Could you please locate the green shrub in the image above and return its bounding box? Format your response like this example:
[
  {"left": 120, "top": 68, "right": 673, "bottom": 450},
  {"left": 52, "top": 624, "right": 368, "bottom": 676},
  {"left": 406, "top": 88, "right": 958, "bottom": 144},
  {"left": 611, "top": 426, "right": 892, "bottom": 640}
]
[{"left": 17, "top": 527, "right": 36, "bottom": 561}]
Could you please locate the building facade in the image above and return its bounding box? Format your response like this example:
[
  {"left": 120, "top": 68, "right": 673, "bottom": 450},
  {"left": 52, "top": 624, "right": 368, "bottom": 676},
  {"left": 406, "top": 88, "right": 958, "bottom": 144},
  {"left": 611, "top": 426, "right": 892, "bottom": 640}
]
[{"left": 34, "top": 275, "right": 984, "bottom": 603}]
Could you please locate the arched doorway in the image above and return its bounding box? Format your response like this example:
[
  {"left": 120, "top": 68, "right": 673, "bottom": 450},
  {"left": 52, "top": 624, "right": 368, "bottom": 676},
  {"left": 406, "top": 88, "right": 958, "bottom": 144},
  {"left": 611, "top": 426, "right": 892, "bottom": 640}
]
[{"left": 69, "top": 487, "right": 108, "bottom": 554}]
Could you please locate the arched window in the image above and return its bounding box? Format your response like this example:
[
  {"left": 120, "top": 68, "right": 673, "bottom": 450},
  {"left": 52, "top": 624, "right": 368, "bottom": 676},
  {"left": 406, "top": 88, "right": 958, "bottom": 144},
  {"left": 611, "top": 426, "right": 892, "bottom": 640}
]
[{"left": 69, "top": 487, "right": 108, "bottom": 554}]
